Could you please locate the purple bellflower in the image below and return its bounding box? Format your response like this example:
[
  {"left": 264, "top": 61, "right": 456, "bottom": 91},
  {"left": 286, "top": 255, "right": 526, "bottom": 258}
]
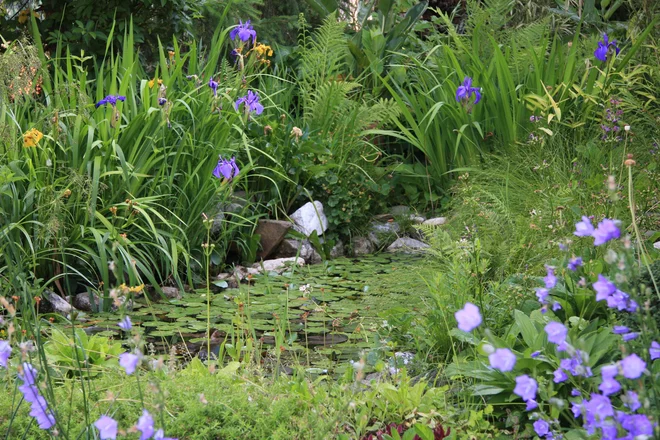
[
  {"left": 567, "top": 256, "right": 583, "bottom": 271},
  {"left": 620, "top": 353, "right": 645, "bottom": 379},
  {"left": 513, "top": 374, "right": 538, "bottom": 405},
  {"left": 119, "top": 352, "right": 140, "bottom": 375},
  {"left": 544, "top": 266, "right": 557, "bottom": 289},
  {"left": 118, "top": 316, "right": 132, "bottom": 331},
  {"left": 455, "top": 302, "right": 482, "bottom": 332},
  {"left": 574, "top": 216, "right": 595, "bottom": 237},
  {"left": 488, "top": 348, "right": 516, "bottom": 372},
  {"left": 0, "top": 340, "right": 11, "bottom": 368},
  {"left": 650, "top": 341, "right": 660, "bottom": 360},
  {"left": 545, "top": 322, "right": 568, "bottom": 345},
  {"left": 136, "top": 410, "right": 155, "bottom": 440},
  {"left": 94, "top": 415, "right": 118, "bottom": 440},
  {"left": 592, "top": 219, "right": 620, "bottom": 246},
  {"left": 18, "top": 363, "right": 56, "bottom": 430}
]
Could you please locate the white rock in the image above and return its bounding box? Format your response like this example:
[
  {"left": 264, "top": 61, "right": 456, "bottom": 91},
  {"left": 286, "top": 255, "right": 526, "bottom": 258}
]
[
  {"left": 251, "top": 257, "right": 305, "bottom": 273},
  {"left": 422, "top": 217, "right": 447, "bottom": 226},
  {"left": 654, "top": 241, "right": 660, "bottom": 250},
  {"left": 290, "top": 201, "right": 328, "bottom": 237},
  {"left": 410, "top": 215, "right": 426, "bottom": 224},
  {"left": 387, "top": 237, "right": 429, "bottom": 252}
]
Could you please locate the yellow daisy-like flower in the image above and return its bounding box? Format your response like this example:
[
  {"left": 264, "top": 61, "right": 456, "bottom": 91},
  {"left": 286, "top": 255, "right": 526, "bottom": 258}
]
[
  {"left": 23, "top": 128, "right": 43, "bottom": 147},
  {"left": 148, "top": 78, "right": 163, "bottom": 89}
]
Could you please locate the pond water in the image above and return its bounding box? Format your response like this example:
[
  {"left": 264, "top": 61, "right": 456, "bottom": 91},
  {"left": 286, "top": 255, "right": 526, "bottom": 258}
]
[{"left": 68, "top": 254, "right": 439, "bottom": 375}]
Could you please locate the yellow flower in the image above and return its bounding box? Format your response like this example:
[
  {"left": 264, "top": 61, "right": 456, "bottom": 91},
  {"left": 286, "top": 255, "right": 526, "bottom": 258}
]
[
  {"left": 254, "top": 44, "right": 273, "bottom": 58},
  {"left": 168, "top": 50, "right": 175, "bottom": 59},
  {"left": 129, "top": 284, "right": 145, "bottom": 293},
  {"left": 148, "top": 78, "right": 163, "bottom": 89},
  {"left": 23, "top": 128, "right": 43, "bottom": 147},
  {"left": 17, "top": 9, "right": 36, "bottom": 24}
]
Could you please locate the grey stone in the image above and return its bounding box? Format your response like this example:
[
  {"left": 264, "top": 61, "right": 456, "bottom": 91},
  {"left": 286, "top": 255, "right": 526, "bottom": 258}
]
[
  {"left": 330, "top": 240, "right": 344, "bottom": 259},
  {"left": 410, "top": 215, "right": 426, "bottom": 224},
  {"left": 371, "top": 221, "right": 400, "bottom": 234},
  {"left": 251, "top": 257, "right": 305, "bottom": 273},
  {"left": 387, "top": 237, "right": 430, "bottom": 253},
  {"left": 254, "top": 219, "right": 293, "bottom": 259},
  {"left": 72, "top": 292, "right": 99, "bottom": 312},
  {"left": 290, "top": 201, "right": 328, "bottom": 237},
  {"left": 654, "top": 241, "right": 660, "bottom": 250},
  {"left": 217, "top": 272, "right": 239, "bottom": 288},
  {"left": 422, "top": 217, "right": 447, "bottom": 226},
  {"left": 351, "top": 237, "right": 374, "bottom": 256},
  {"left": 273, "top": 239, "right": 323, "bottom": 265},
  {"left": 161, "top": 287, "right": 182, "bottom": 300},
  {"left": 41, "top": 290, "right": 73, "bottom": 315}
]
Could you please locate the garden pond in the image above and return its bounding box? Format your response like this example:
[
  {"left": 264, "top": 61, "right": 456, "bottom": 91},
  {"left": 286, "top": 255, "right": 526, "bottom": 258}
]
[{"left": 57, "top": 254, "right": 440, "bottom": 375}]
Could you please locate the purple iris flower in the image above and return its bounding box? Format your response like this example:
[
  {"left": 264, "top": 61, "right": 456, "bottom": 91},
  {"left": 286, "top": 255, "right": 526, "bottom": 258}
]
[
  {"left": 574, "top": 216, "right": 595, "bottom": 237},
  {"left": 136, "top": 410, "right": 155, "bottom": 440},
  {"left": 230, "top": 20, "right": 257, "bottom": 43},
  {"left": 119, "top": 352, "right": 140, "bottom": 375},
  {"left": 545, "top": 321, "right": 568, "bottom": 344},
  {"left": 488, "top": 348, "right": 516, "bottom": 372},
  {"left": 213, "top": 156, "right": 240, "bottom": 181},
  {"left": 234, "top": 90, "right": 264, "bottom": 115},
  {"left": 650, "top": 341, "right": 660, "bottom": 360},
  {"left": 208, "top": 78, "right": 218, "bottom": 97},
  {"left": 118, "top": 316, "right": 132, "bottom": 331},
  {"left": 455, "top": 76, "right": 481, "bottom": 104},
  {"left": 158, "top": 98, "right": 167, "bottom": 106},
  {"left": 594, "top": 33, "right": 620, "bottom": 62},
  {"left": 620, "top": 353, "right": 645, "bottom": 379},
  {"left": 0, "top": 340, "right": 11, "bottom": 368},
  {"left": 592, "top": 219, "right": 620, "bottom": 245},
  {"left": 95, "top": 415, "right": 118, "bottom": 440},
  {"left": 567, "top": 256, "right": 583, "bottom": 271},
  {"left": 552, "top": 302, "right": 562, "bottom": 311},
  {"left": 454, "top": 302, "right": 482, "bottom": 332},
  {"left": 96, "top": 95, "right": 126, "bottom": 108}
]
